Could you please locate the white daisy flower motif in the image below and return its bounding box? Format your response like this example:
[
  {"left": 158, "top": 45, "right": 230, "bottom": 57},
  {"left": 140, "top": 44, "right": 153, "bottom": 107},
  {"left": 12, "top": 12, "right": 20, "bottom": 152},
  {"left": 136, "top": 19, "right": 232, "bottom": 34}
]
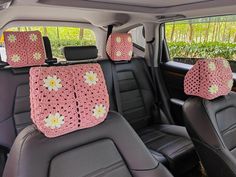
[
  {"left": 29, "top": 34, "right": 38, "bottom": 42},
  {"left": 228, "top": 79, "right": 233, "bottom": 89},
  {"left": 33, "top": 52, "right": 42, "bottom": 61},
  {"left": 92, "top": 104, "right": 107, "bottom": 119},
  {"left": 44, "top": 113, "right": 64, "bottom": 129},
  {"left": 116, "top": 51, "right": 122, "bottom": 57},
  {"left": 43, "top": 75, "right": 62, "bottom": 91},
  {"left": 127, "top": 36, "right": 132, "bottom": 43},
  {"left": 208, "top": 84, "right": 219, "bottom": 94},
  {"left": 223, "top": 60, "right": 230, "bottom": 68},
  {"left": 8, "top": 34, "right": 17, "bottom": 43},
  {"left": 11, "top": 54, "right": 21, "bottom": 62},
  {"left": 208, "top": 62, "right": 216, "bottom": 71},
  {"left": 116, "top": 37, "right": 122, "bottom": 43},
  {"left": 84, "top": 71, "right": 99, "bottom": 86}
]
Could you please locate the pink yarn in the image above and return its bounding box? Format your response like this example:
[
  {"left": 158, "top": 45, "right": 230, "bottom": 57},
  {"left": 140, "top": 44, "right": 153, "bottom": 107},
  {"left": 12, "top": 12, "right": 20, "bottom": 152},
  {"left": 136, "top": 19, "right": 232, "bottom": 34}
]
[
  {"left": 106, "top": 33, "right": 133, "bottom": 61},
  {"left": 4, "top": 31, "right": 45, "bottom": 67},
  {"left": 184, "top": 59, "right": 233, "bottom": 100},
  {"left": 30, "top": 64, "right": 110, "bottom": 138}
]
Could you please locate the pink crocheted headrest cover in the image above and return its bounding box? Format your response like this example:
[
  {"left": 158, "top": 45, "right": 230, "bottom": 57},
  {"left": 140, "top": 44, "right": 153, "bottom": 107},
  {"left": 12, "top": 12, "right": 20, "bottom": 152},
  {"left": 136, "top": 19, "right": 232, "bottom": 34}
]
[
  {"left": 184, "top": 59, "right": 233, "bottom": 100},
  {"left": 106, "top": 33, "right": 133, "bottom": 61},
  {"left": 30, "top": 64, "right": 110, "bottom": 138},
  {"left": 4, "top": 31, "right": 45, "bottom": 67}
]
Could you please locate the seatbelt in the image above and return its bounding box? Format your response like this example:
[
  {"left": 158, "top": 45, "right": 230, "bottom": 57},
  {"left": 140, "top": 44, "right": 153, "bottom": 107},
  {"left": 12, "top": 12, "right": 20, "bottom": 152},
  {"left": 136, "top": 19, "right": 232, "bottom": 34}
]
[
  {"left": 146, "top": 38, "right": 162, "bottom": 123},
  {"left": 106, "top": 25, "right": 113, "bottom": 41},
  {"left": 147, "top": 38, "right": 174, "bottom": 124},
  {"left": 106, "top": 25, "right": 123, "bottom": 113}
]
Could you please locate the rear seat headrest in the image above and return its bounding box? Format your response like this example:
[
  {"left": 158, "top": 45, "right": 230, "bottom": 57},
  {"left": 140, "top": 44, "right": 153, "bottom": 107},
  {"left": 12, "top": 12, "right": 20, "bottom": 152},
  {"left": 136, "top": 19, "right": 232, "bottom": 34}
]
[
  {"left": 106, "top": 33, "right": 133, "bottom": 61},
  {"left": 4, "top": 31, "right": 46, "bottom": 68},
  {"left": 30, "top": 63, "right": 109, "bottom": 138},
  {"left": 63, "top": 46, "right": 98, "bottom": 61},
  {"left": 184, "top": 59, "right": 233, "bottom": 100}
]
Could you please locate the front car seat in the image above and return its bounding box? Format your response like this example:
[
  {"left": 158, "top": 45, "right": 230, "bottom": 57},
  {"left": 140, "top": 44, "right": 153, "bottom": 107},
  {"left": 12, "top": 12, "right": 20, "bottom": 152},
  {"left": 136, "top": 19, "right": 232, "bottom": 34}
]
[
  {"left": 3, "top": 62, "right": 173, "bottom": 177},
  {"left": 183, "top": 59, "right": 236, "bottom": 177}
]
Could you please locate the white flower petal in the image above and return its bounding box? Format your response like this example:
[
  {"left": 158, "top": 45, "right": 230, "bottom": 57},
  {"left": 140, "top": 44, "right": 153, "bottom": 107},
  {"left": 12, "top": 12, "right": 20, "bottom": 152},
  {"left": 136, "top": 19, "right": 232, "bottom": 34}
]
[{"left": 43, "top": 75, "right": 63, "bottom": 91}]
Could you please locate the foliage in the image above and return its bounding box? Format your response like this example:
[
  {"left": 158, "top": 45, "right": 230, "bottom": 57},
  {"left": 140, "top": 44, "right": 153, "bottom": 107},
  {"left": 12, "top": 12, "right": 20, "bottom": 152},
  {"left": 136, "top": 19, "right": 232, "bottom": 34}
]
[
  {"left": 168, "top": 42, "right": 236, "bottom": 60},
  {"left": 165, "top": 15, "right": 236, "bottom": 61}
]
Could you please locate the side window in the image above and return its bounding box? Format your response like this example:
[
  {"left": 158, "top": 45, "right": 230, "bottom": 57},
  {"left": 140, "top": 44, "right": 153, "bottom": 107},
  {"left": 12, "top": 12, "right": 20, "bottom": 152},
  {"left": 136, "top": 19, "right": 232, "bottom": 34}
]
[
  {"left": 129, "top": 26, "right": 145, "bottom": 50},
  {"left": 165, "top": 15, "right": 236, "bottom": 71},
  {"left": 0, "top": 26, "right": 96, "bottom": 62}
]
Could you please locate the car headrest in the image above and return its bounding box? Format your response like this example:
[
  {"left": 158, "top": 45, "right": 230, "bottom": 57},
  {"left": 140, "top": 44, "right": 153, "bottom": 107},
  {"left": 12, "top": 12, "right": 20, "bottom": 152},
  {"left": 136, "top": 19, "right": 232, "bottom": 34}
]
[
  {"left": 63, "top": 46, "right": 98, "bottom": 61},
  {"left": 4, "top": 31, "right": 46, "bottom": 68},
  {"left": 184, "top": 59, "right": 233, "bottom": 100},
  {"left": 106, "top": 33, "right": 133, "bottom": 61},
  {"left": 30, "top": 63, "right": 109, "bottom": 138}
]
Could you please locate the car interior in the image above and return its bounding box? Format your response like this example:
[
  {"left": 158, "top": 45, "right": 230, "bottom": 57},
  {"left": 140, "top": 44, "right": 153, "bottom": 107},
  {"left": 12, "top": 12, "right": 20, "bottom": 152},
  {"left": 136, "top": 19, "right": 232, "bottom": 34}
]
[{"left": 0, "top": 0, "right": 236, "bottom": 177}]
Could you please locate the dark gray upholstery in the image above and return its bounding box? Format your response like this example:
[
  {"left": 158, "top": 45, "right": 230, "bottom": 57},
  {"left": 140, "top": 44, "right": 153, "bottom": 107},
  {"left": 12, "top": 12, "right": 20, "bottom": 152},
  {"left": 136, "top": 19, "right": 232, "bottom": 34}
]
[
  {"left": 3, "top": 111, "right": 173, "bottom": 177},
  {"left": 183, "top": 92, "right": 236, "bottom": 177},
  {"left": 110, "top": 58, "right": 198, "bottom": 175},
  {"left": 0, "top": 68, "right": 30, "bottom": 149}
]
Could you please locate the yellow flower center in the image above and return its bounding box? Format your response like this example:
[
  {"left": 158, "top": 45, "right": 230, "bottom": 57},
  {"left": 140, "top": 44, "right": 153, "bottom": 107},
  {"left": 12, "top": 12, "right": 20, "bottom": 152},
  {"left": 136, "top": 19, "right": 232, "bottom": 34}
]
[
  {"left": 88, "top": 75, "right": 95, "bottom": 81},
  {"left": 49, "top": 80, "right": 56, "bottom": 87},
  {"left": 51, "top": 118, "right": 59, "bottom": 125}
]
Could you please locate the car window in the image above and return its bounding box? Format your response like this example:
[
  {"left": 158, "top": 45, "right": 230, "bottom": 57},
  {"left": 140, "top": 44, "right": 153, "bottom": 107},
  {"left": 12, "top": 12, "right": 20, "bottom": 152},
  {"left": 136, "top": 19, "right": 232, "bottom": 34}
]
[
  {"left": 129, "top": 26, "right": 145, "bottom": 50},
  {"left": 0, "top": 26, "right": 96, "bottom": 62},
  {"left": 165, "top": 15, "right": 236, "bottom": 71}
]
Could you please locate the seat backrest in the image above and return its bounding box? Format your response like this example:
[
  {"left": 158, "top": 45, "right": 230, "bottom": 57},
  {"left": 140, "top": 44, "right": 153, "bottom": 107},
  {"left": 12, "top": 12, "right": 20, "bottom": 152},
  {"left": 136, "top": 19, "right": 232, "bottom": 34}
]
[
  {"left": 0, "top": 31, "right": 47, "bottom": 149},
  {"left": 3, "top": 63, "right": 173, "bottom": 177},
  {"left": 106, "top": 33, "right": 157, "bottom": 130},
  {"left": 183, "top": 59, "right": 236, "bottom": 177}
]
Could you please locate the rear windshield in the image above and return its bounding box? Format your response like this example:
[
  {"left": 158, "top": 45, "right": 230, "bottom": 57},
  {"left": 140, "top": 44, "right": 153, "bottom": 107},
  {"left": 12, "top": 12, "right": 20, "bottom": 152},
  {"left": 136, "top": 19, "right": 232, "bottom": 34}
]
[{"left": 0, "top": 26, "right": 96, "bottom": 62}]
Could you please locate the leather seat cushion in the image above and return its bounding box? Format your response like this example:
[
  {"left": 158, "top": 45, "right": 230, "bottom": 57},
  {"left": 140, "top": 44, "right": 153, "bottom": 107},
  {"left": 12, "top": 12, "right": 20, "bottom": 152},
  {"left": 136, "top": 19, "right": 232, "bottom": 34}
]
[{"left": 138, "top": 124, "right": 198, "bottom": 174}]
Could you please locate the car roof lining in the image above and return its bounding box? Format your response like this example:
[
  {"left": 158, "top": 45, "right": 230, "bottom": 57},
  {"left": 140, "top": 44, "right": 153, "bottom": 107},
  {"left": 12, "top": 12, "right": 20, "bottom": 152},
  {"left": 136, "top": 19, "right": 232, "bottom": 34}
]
[{"left": 1, "top": 0, "right": 236, "bottom": 31}]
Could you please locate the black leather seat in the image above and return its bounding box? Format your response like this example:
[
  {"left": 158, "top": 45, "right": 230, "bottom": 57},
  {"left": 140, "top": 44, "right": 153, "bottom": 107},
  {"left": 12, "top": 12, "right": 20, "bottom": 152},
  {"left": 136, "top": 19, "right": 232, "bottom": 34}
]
[
  {"left": 103, "top": 33, "right": 198, "bottom": 175},
  {"left": 3, "top": 61, "right": 173, "bottom": 177},
  {"left": 108, "top": 58, "right": 198, "bottom": 174},
  {"left": 183, "top": 59, "right": 236, "bottom": 177},
  {"left": 4, "top": 112, "right": 173, "bottom": 177}
]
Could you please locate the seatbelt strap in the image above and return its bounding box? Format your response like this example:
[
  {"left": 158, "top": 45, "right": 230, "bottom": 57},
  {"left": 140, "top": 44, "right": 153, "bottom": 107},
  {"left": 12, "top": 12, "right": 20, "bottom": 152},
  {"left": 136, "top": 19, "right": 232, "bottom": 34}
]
[
  {"left": 146, "top": 38, "right": 162, "bottom": 123},
  {"left": 147, "top": 38, "right": 174, "bottom": 124},
  {"left": 105, "top": 24, "right": 123, "bottom": 113},
  {"left": 111, "top": 63, "right": 123, "bottom": 114},
  {"left": 106, "top": 25, "right": 113, "bottom": 41}
]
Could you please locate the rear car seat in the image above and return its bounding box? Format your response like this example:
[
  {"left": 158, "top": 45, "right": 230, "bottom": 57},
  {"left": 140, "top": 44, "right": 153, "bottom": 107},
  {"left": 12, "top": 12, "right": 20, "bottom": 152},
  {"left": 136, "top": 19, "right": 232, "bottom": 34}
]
[
  {"left": 0, "top": 30, "right": 195, "bottom": 176},
  {"left": 63, "top": 41, "right": 199, "bottom": 175},
  {"left": 104, "top": 33, "right": 199, "bottom": 175},
  {"left": 3, "top": 59, "right": 173, "bottom": 177}
]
